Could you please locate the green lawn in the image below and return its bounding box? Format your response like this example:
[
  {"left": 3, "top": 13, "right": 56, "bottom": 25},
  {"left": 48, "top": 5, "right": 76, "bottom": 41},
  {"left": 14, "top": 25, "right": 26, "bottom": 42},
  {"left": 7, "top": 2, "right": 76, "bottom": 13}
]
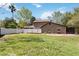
[{"left": 0, "top": 34, "right": 79, "bottom": 56}]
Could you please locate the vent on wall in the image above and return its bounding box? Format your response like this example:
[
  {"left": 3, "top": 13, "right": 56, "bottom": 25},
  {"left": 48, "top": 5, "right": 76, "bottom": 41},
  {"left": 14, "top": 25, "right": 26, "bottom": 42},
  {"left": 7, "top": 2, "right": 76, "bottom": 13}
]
[
  {"left": 57, "top": 28, "right": 61, "bottom": 34},
  {"left": 57, "top": 29, "right": 61, "bottom": 31}
]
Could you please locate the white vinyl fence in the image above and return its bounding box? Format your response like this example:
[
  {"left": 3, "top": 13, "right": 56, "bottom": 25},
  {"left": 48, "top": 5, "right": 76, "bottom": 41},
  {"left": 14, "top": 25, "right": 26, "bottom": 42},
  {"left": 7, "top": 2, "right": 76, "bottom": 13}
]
[
  {"left": 23, "top": 29, "right": 41, "bottom": 33},
  {"left": 0, "top": 28, "right": 41, "bottom": 35}
]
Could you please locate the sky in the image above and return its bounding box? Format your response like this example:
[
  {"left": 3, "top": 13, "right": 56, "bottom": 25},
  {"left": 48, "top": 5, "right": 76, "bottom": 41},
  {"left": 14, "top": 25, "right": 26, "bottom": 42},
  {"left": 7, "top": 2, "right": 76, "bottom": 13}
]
[{"left": 0, "top": 3, "right": 79, "bottom": 20}]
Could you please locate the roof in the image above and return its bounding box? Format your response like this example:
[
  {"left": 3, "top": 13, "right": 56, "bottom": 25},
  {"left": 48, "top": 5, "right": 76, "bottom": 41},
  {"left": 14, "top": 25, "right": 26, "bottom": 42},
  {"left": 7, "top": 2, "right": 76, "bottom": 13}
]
[{"left": 33, "top": 20, "right": 66, "bottom": 28}]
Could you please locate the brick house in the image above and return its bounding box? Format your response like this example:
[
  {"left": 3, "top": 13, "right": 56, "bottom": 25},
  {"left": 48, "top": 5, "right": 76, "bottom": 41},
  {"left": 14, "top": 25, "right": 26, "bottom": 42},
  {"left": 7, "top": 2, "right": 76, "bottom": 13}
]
[{"left": 33, "top": 20, "right": 66, "bottom": 34}]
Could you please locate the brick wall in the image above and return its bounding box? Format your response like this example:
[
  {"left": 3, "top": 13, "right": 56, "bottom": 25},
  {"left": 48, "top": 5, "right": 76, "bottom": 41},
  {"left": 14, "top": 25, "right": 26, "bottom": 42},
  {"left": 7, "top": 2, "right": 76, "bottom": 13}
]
[{"left": 41, "top": 23, "right": 66, "bottom": 34}]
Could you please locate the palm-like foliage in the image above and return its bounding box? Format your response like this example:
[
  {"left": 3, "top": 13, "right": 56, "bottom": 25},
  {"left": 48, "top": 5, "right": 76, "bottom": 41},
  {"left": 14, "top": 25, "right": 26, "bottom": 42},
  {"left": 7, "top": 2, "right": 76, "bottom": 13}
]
[{"left": 9, "top": 3, "right": 16, "bottom": 20}]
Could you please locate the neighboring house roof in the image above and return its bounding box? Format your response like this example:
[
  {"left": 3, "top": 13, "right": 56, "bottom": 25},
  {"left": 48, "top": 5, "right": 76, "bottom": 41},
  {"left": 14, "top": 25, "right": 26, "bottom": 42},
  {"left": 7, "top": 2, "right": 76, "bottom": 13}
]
[{"left": 33, "top": 20, "right": 49, "bottom": 22}]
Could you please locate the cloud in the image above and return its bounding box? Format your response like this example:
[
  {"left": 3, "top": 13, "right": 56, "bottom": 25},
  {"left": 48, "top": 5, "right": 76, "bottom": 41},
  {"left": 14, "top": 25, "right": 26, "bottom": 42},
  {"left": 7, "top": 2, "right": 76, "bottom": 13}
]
[
  {"left": 0, "top": 3, "right": 19, "bottom": 12},
  {"left": 0, "top": 3, "right": 8, "bottom": 7},
  {"left": 0, "top": 3, "right": 11, "bottom": 11},
  {"left": 40, "top": 11, "right": 53, "bottom": 19},
  {"left": 56, "top": 7, "right": 66, "bottom": 13},
  {"left": 32, "top": 4, "right": 42, "bottom": 8},
  {"left": 40, "top": 7, "right": 66, "bottom": 19}
]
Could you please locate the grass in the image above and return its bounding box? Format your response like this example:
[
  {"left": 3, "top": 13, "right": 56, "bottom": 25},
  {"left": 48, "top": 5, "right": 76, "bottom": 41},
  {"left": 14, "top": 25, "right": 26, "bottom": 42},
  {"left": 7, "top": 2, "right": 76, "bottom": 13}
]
[{"left": 0, "top": 34, "right": 79, "bottom": 56}]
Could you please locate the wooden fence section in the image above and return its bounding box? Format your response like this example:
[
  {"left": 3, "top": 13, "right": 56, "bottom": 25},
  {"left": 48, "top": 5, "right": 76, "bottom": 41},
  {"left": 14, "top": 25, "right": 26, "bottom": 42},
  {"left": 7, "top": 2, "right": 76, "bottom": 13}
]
[{"left": 0, "top": 28, "right": 42, "bottom": 35}]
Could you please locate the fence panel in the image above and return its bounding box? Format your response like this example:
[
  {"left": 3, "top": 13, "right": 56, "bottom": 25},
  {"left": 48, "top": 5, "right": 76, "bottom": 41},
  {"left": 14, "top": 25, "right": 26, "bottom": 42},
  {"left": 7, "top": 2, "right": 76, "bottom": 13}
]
[
  {"left": 23, "top": 29, "right": 41, "bottom": 33},
  {"left": 0, "top": 28, "right": 18, "bottom": 35},
  {"left": 0, "top": 28, "right": 42, "bottom": 35}
]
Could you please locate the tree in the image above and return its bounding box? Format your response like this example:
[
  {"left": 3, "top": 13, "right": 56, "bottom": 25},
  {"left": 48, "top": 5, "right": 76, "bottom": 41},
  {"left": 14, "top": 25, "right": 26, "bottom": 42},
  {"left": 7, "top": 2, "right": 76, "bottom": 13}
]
[
  {"left": 0, "top": 20, "right": 4, "bottom": 28},
  {"left": 16, "top": 7, "right": 32, "bottom": 21},
  {"left": 16, "top": 7, "right": 32, "bottom": 28},
  {"left": 61, "top": 12, "right": 73, "bottom": 26},
  {"left": 67, "top": 15, "right": 79, "bottom": 27},
  {"left": 66, "top": 7, "right": 79, "bottom": 27},
  {"left": 30, "top": 16, "right": 36, "bottom": 25},
  {"left": 18, "top": 19, "right": 26, "bottom": 28},
  {"left": 3, "top": 17, "right": 17, "bottom": 28},
  {"left": 48, "top": 11, "right": 63, "bottom": 24},
  {"left": 74, "top": 8, "right": 79, "bottom": 15}
]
